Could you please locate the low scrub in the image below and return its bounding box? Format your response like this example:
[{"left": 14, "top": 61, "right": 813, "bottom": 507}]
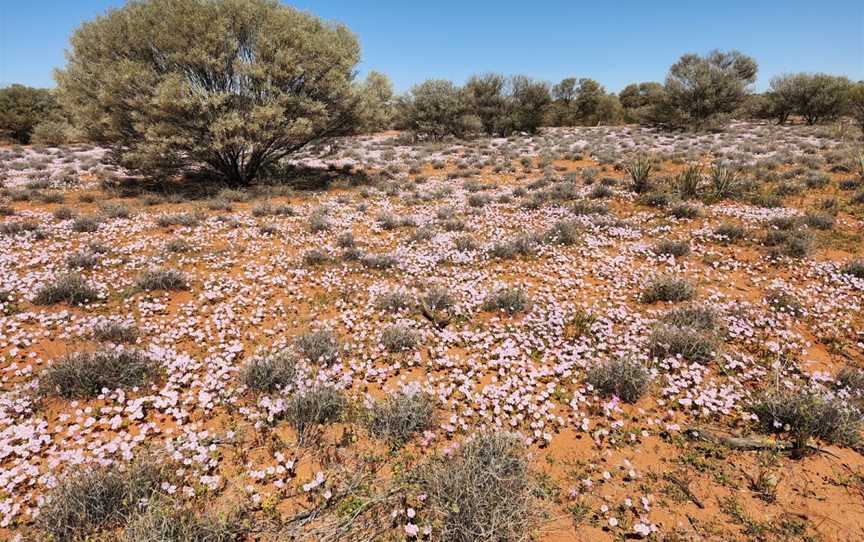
[
  {"left": 34, "top": 273, "right": 97, "bottom": 305},
  {"left": 37, "top": 456, "right": 171, "bottom": 542},
  {"left": 240, "top": 349, "right": 297, "bottom": 393},
  {"left": 418, "top": 433, "right": 535, "bottom": 542},
  {"left": 750, "top": 390, "right": 863, "bottom": 455},
  {"left": 39, "top": 349, "right": 156, "bottom": 398},
  {"left": 586, "top": 357, "right": 650, "bottom": 403},
  {"left": 640, "top": 275, "right": 695, "bottom": 303},
  {"left": 365, "top": 388, "right": 436, "bottom": 445}
]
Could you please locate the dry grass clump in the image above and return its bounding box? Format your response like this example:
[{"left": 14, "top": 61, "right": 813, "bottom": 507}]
[
  {"left": 36, "top": 456, "right": 171, "bottom": 542},
  {"left": 296, "top": 329, "right": 341, "bottom": 365},
  {"left": 543, "top": 219, "right": 581, "bottom": 245},
  {"left": 121, "top": 501, "right": 244, "bottom": 542},
  {"left": 750, "top": 390, "right": 863, "bottom": 454},
  {"left": 66, "top": 250, "right": 98, "bottom": 269},
  {"left": 661, "top": 304, "right": 718, "bottom": 330},
  {"left": 240, "top": 349, "right": 297, "bottom": 393},
  {"left": 836, "top": 366, "right": 864, "bottom": 395},
  {"left": 652, "top": 239, "right": 690, "bottom": 257},
  {"left": 135, "top": 268, "right": 190, "bottom": 291},
  {"left": 381, "top": 323, "right": 419, "bottom": 352},
  {"left": 375, "top": 289, "right": 415, "bottom": 312},
  {"left": 840, "top": 259, "right": 864, "bottom": 279},
  {"left": 92, "top": 321, "right": 139, "bottom": 343},
  {"left": 649, "top": 325, "right": 718, "bottom": 363},
  {"left": 302, "top": 249, "right": 331, "bottom": 266},
  {"left": 763, "top": 228, "right": 813, "bottom": 258},
  {"left": 422, "top": 285, "right": 455, "bottom": 312},
  {"left": 39, "top": 349, "right": 156, "bottom": 398},
  {"left": 488, "top": 234, "right": 539, "bottom": 259},
  {"left": 640, "top": 275, "right": 695, "bottom": 303},
  {"left": 418, "top": 433, "right": 535, "bottom": 542},
  {"left": 482, "top": 286, "right": 531, "bottom": 314},
  {"left": 34, "top": 273, "right": 97, "bottom": 305},
  {"left": 155, "top": 212, "right": 200, "bottom": 227},
  {"left": 283, "top": 385, "right": 346, "bottom": 433},
  {"left": 361, "top": 252, "right": 397, "bottom": 269},
  {"left": 0, "top": 219, "right": 39, "bottom": 236},
  {"left": 586, "top": 357, "right": 650, "bottom": 403},
  {"left": 714, "top": 222, "right": 747, "bottom": 242},
  {"left": 71, "top": 215, "right": 100, "bottom": 232},
  {"left": 668, "top": 202, "right": 702, "bottom": 219},
  {"left": 365, "top": 388, "right": 436, "bottom": 445}
]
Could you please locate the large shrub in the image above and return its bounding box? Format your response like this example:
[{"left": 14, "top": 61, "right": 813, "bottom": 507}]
[
  {"left": 619, "top": 81, "right": 664, "bottom": 123},
  {"left": 464, "top": 73, "right": 508, "bottom": 135},
  {"left": 0, "top": 84, "right": 60, "bottom": 144},
  {"left": 55, "top": 0, "right": 363, "bottom": 186},
  {"left": 401, "top": 79, "right": 480, "bottom": 139},
  {"left": 849, "top": 82, "right": 864, "bottom": 137},
  {"left": 355, "top": 70, "right": 395, "bottom": 134},
  {"left": 548, "top": 77, "right": 620, "bottom": 126},
  {"left": 503, "top": 75, "right": 551, "bottom": 134},
  {"left": 656, "top": 50, "right": 758, "bottom": 128},
  {"left": 768, "top": 73, "right": 851, "bottom": 125}
]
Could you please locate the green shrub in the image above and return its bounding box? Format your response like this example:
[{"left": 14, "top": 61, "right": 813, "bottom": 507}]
[
  {"left": 657, "top": 50, "right": 758, "bottom": 128},
  {"left": 56, "top": 0, "right": 363, "bottom": 186},
  {"left": 0, "top": 84, "right": 60, "bottom": 143}
]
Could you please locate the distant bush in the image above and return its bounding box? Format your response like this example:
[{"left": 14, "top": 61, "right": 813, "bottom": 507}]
[
  {"left": 0, "top": 84, "right": 60, "bottom": 144},
  {"left": 586, "top": 357, "right": 650, "bottom": 403},
  {"left": 400, "top": 79, "right": 480, "bottom": 139},
  {"left": 848, "top": 83, "right": 864, "bottom": 137},
  {"left": 655, "top": 50, "right": 758, "bottom": 129},
  {"left": 619, "top": 82, "right": 665, "bottom": 123},
  {"left": 56, "top": 0, "right": 364, "bottom": 186},
  {"left": 768, "top": 73, "right": 851, "bottom": 125}
]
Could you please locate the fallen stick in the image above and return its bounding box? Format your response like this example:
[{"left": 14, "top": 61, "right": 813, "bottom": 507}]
[{"left": 686, "top": 426, "right": 785, "bottom": 451}]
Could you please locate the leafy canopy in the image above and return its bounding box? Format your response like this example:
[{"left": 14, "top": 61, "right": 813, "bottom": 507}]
[{"left": 56, "top": 0, "right": 363, "bottom": 185}]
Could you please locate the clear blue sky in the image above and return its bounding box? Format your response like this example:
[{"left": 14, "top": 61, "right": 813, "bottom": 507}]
[{"left": 1, "top": 0, "right": 862, "bottom": 92}]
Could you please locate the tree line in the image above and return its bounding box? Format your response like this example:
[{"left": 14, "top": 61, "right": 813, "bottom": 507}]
[{"left": 1, "top": 0, "right": 862, "bottom": 186}]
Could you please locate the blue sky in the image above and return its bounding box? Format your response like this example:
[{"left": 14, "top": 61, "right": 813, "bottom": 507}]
[{"left": 1, "top": 0, "right": 862, "bottom": 92}]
